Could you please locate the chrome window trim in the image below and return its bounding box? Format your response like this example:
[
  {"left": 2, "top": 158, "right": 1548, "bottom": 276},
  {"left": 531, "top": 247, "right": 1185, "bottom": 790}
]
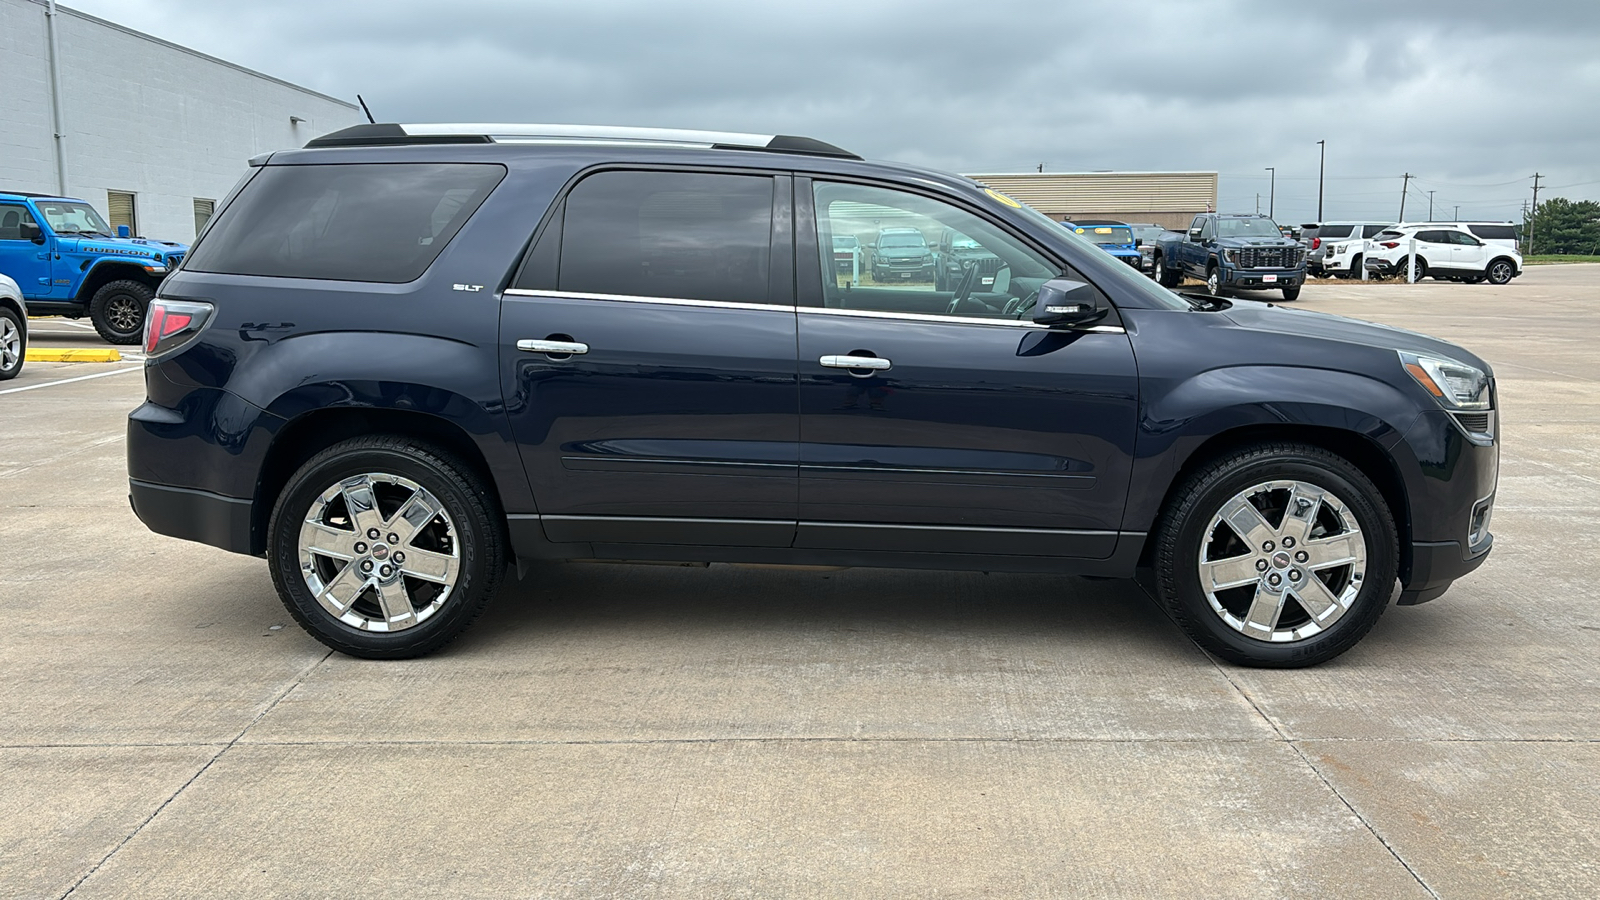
[{"left": 502, "top": 288, "right": 1126, "bottom": 333}]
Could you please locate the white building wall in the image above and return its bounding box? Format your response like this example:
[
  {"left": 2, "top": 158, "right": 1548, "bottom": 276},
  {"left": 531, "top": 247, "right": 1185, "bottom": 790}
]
[{"left": 0, "top": 0, "right": 363, "bottom": 241}]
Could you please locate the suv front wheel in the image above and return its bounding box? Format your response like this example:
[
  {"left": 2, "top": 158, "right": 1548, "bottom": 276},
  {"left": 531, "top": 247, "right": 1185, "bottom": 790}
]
[
  {"left": 267, "top": 436, "right": 506, "bottom": 658},
  {"left": 1152, "top": 443, "right": 1397, "bottom": 667}
]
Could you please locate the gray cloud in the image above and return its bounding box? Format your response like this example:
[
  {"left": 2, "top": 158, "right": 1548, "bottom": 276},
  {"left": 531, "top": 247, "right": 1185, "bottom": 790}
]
[{"left": 65, "top": 0, "right": 1600, "bottom": 224}]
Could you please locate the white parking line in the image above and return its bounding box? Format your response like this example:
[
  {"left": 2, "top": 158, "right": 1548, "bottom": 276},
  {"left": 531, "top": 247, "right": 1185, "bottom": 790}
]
[{"left": 0, "top": 364, "right": 143, "bottom": 396}]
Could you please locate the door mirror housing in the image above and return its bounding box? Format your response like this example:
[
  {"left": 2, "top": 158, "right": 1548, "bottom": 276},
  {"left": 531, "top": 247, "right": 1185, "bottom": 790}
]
[
  {"left": 1134, "top": 238, "right": 1143, "bottom": 248},
  {"left": 1033, "top": 278, "right": 1108, "bottom": 327},
  {"left": 20, "top": 221, "right": 44, "bottom": 244},
  {"left": 1188, "top": 228, "right": 1204, "bottom": 242},
  {"left": 116, "top": 225, "right": 131, "bottom": 238}
]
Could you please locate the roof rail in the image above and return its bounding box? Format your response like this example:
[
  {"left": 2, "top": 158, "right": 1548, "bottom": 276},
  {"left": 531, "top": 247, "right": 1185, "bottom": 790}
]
[{"left": 303, "top": 123, "right": 860, "bottom": 159}]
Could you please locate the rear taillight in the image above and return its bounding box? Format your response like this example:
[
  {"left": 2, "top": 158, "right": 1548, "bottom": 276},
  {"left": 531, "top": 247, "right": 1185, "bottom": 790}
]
[
  {"left": 1311, "top": 238, "right": 1321, "bottom": 250},
  {"left": 1379, "top": 241, "right": 1401, "bottom": 249},
  {"left": 143, "top": 298, "right": 214, "bottom": 357}
]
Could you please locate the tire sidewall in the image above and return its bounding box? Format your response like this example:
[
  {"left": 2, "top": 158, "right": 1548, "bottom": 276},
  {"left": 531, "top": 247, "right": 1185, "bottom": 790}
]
[
  {"left": 1160, "top": 451, "right": 1398, "bottom": 667},
  {"left": 91, "top": 280, "right": 154, "bottom": 344},
  {"left": 267, "top": 443, "right": 498, "bottom": 658},
  {"left": 0, "top": 307, "right": 23, "bottom": 379}
]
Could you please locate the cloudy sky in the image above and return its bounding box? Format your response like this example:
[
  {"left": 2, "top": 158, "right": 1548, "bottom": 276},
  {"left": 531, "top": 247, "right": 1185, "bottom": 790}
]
[{"left": 68, "top": 0, "right": 1600, "bottom": 225}]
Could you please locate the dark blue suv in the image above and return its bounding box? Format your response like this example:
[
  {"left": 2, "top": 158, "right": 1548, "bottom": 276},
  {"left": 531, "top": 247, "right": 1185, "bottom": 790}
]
[{"left": 128, "top": 123, "right": 1498, "bottom": 667}]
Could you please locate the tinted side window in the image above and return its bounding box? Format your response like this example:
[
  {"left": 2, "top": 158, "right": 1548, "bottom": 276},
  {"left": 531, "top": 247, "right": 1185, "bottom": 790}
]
[
  {"left": 1362, "top": 224, "right": 1389, "bottom": 238},
  {"left": 1317, "top": 225, "right": 1354, "bottom": 239},
  {"left": 185, "top": 163, "right": 504, "bottom": 283},
  {"left": 559, "top": 171, "right": 774, "bottom": 304},
  {"left": 1468, "top": 224, "right": 1516, "bottom": 241}
]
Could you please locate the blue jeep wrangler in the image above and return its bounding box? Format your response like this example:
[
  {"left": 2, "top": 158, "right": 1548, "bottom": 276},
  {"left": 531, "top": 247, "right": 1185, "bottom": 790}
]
[
  {"left": 1065, "top": 220, "right": 1143, "bottom": 270},
  {"left": 0, "top": 192, "right": 189, "bottom": 344}
]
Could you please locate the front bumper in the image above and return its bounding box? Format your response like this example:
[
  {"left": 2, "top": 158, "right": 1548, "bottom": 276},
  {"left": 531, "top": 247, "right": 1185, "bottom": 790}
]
[
  {"left": 1220, "top": 267, "right": 1305, "bottom": 290},
  {"left": 1400, "top": 537, "right": 1492, "bottom": 604}
]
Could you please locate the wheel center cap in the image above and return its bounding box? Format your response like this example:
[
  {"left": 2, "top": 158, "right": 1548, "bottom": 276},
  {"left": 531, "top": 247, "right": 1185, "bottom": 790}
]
[
  {"left": 371, "top": 544, "right": 390, "bottom": 561},
  {"left": 1271, "top": 551, "right": 1291, "bottom": 569}
]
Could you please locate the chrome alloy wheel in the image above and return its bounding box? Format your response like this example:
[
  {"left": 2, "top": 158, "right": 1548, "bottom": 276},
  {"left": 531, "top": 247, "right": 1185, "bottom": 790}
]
[
  {"left": 299, "top": 473, "right": 460, "bottom": 632},
  {"left": 106, "top": 296, "right": 142, "bottom": 332},
  {"left": 1, "top": 317, "right": 19, "bottom": 370},
  {"left": 1206, "top": 268, "right": 1221, "bottom": 295},
  {"left": 1196, "top": 479, "right": 1368, "bottom": 643}
]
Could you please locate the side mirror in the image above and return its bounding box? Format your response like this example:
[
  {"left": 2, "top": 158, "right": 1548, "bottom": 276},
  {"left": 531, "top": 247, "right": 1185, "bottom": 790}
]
[
  {"left": 1188, "top": 228, "right": 1204, "bottom": 242},
  {"left": 116, "top": 225, "right": 131, "bottom": 238},
  {"left": 20, "top": 221, "right": 44, "bottom": 244},
  {"left": 1134, "top": 238, "right": 1143, "bottom": 248},
  {"left": 1033, "top": 278, "right": 1108, "bottom": 327}
]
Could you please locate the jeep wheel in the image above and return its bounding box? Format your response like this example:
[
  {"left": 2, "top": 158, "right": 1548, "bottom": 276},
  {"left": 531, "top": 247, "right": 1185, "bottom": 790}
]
[
  {"left": 267, "top": 436, "right": 506, "bottom": 659},
  {"left": 1152, "top": 443, "right": 1397, "bottom": 667},
  {"left": 1155, "top": 255, "right": 1181, "bottom": 287},
  {"left": 90, "top": 280, "right": 154, "bottom": 345},
  {"left": 1486, "top": 259, "right": 1516, "bottom": 285},
  {"left": 0, "top": 307, "right": 25, "bottom": 380}
]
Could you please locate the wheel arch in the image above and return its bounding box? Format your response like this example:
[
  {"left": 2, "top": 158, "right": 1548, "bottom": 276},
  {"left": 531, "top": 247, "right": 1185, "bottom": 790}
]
[
  {"left": 1136, "top": 422, "right": 1413, "bottom": 581},
  {"left": 252, "top": 406, "right": 505, "bottom": 558},
  {"left": 74, "top": 261, "right": 160, "bottom": 303}
]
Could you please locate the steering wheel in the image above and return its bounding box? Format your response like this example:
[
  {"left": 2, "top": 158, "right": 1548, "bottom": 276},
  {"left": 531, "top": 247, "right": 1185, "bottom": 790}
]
[
  {"left": 945, "top": 263, "right": 978, "bottom": 315},
  {"left": 1003, "top": 288, "right": 1039, "bottom": 319}
]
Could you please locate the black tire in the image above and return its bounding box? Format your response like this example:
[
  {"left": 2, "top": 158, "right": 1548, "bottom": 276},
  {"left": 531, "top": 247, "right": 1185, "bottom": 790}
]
[
  {"left": 267, "top": 436, "right": 506, "bottom": 659},
  {"left": 1151, "top": 443, "right": 1398, "bottom": 668},
  {"left": 0, "top": 306, "right": 25, "bottom": 381},
  {"left": 1155, "top": 254, "right": 1182, "bottom": 287},
  {"left": 1205, "top": 264, "right": 1223, "bottom": 297},
  {"left": 1485, "top": 258, "right": 1516, "bottom": 285},
  {"left": 89, "top": 279, "right": 154, "bottom": 345},
  {"left": 1403, "top": 258, "right": 1428, "bottom": 282},
  {"left": 1281, "top": 286, "right": 1301, "bottom": 302}
]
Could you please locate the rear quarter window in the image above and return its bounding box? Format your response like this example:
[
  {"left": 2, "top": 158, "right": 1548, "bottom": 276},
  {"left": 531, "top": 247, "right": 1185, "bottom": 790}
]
[
  {"left": 1315, "top": 225, "right": 1354, "bottom": 239},
  {"left": 184, "top": 163, "right": 505, "bottom": 283},
  {"left": 1467, "top": 224, "right": 1517, "bottom": 241}
]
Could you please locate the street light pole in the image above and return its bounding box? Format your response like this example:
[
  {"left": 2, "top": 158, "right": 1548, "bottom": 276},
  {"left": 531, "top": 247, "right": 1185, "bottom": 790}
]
[
  {"left": 1316, "top": 140, "right": 1325, "bottom": 221},
  {"left": 1428, "top": 190, "right": 1435, "bottom": 222},
  {"left": 1265, "top": 167, "right": 1275, "bottom": 218}
]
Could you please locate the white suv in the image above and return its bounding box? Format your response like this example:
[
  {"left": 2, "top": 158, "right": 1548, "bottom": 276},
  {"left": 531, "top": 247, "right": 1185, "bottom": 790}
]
[{"left": 1361, "top": 224, "right": 1522, "bottom": 285}]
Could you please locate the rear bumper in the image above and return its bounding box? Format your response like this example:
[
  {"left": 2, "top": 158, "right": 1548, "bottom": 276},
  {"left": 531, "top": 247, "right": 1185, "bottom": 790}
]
[{"left": 129, "top": 479, "right": 257, "bottom": 556}]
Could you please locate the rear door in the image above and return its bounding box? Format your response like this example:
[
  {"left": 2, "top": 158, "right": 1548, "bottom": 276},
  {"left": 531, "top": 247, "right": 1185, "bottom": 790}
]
[
  {"left": 500, "top": 169, "right": 800, "bottom": 548},
  {"left": 794, "top": 178, "right": 1139, "bottom": 558}
]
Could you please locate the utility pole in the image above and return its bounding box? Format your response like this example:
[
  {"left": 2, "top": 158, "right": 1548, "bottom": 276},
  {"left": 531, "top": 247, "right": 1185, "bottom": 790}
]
[
  {"left": 1037, "top": 163, "right": 1044, "bottom": 173},
  {"left": 1255, "top": 193, "right": 1260, "bottom": 214},
  {"left": 1316, "top": 141, "right": 1326, "bottom": 220},
  {"left": 1399, "top": 173, "right": 1413, "bottom": 222},
  {"left": 1454, "top": 205, "right": 1460, "bottom": 220},
  {"left": 1428, "top": 190, "right": 1435, "bottom": 222},
  {"left": 1528, "top": 173, "right": 1543, "bottom": 255},
  {"left": 1265, "top": 167, "right": 1275, "bottom": 218}
]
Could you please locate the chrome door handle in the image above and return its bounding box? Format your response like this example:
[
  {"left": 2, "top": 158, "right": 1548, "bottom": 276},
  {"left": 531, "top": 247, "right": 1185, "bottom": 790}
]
[
  {"left": 820, "top": 355, "right": 891, "bottom": 370},
  {"left": 518, "top": 339, "right": 589, "bottom": 355}
]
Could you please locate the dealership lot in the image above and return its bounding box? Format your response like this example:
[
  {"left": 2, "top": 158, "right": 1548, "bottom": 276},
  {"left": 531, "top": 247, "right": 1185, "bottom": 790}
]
[{"left": 2, "top": 266, "right": 1598, "bottom": 898}]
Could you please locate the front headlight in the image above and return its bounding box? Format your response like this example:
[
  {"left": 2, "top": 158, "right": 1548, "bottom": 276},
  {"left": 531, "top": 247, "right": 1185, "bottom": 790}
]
[
  {"left": 1399, "top": 351, "right": 1491, "bottom": 410},
  {"left": 1223, "top": 249, "right": 1237, "bottom": 263}
]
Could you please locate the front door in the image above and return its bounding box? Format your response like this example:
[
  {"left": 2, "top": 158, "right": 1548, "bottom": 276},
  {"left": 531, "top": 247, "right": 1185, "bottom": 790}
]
[
  {"left": 500, "top": 169, "right": 799, "bottom": 548},
  {"left": 0, "top": 204, "right": 52, "bottom": 297},
  {"left": 795, "top": 179, "right": 1139, "bottom": 558},
  {"left": 1447, "top": 230, "right": 1489, "bottom": 272}
]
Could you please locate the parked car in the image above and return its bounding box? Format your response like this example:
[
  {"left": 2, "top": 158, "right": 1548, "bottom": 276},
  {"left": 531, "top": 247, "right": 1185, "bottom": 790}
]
[
  {"left": 128, "top": 122, "right": 1498, "bottom": 668},
  {"left": 933, "top": 227, "right": 1001, "bottom": 291},
  {"left": 1064, "top": 220, "right": 1142, "bottom": 270},
  {"left": 870, "top": 227, "right": 935, "bottom": 282},
  {"left": 0, "top": 192, "right": 189, "bottom": 344},
  {"left": 1302, "top": 222, "right": 1393, "bottom": 277},
  {"left": 832, "top": 235, "right": 861, "bottom": 281},
  {"left": 1363, "top": 225, "right": 1522, "bottom": 284},
  {"left": 1152, "top": 213, "right": 1308, "bottom": 300},
  {"left": 0, "top": 272, "right": 25, "bottom": 380}
]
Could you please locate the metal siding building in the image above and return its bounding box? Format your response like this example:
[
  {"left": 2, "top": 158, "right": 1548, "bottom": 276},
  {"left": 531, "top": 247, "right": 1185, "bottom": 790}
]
[
  {"left": 966, "top": 172, "right": 1219, "bottom": 230},
  {"left": 0, "top": 0, "right": 363, "bottom": 241}
]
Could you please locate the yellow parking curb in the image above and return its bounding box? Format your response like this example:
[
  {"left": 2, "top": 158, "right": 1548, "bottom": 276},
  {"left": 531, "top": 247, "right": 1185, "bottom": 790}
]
[{"left": 25, "top": 348, "right": 124, "bottom": 363}]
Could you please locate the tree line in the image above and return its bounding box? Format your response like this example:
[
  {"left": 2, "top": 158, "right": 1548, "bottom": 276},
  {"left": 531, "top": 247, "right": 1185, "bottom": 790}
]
[{"left": 1524, "top": 198, "right": 1600, "bottom": 255}]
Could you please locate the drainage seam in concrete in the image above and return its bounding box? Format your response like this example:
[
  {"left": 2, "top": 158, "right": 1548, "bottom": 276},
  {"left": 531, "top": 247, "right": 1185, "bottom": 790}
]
[
  {"left": 1205, "top": 655, "right": 1443, "bottom": 900},
  {"left": 57, "top": 649, "right": 333, "bottom": 900}
]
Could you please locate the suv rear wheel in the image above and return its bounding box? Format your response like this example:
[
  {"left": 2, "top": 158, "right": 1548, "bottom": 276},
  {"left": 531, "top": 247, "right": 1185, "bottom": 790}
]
[
  {"left": 1152, "top": 443, "right": 1397, "bottom": 667},
  {"left": 1155, "top": 254, "right": 1181, "bottom": 287},
  {"left": 267, "top": 436, "right": 506, "bottom": 659},
  {"left": 89, "top": 279, "right": 154, "bottom": 345}
]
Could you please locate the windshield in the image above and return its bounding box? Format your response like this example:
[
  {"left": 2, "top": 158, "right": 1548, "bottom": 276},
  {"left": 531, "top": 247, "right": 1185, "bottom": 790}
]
[
  {"left": 880, "top": 233, "right": 925, "bottom": 248},
  {"left": 1217, "top": 218, "right": 1286, "bottom": 238},
  {"left": 999, "top": 190, "right": 1191, "bottom": 311},
  {"left": 33, "top": 201, "right": 113, "bottom": 235},
  {"left": 1073, "top": 225, "right": 1134, "bottom": 244},
  {"left": 832, "top": 236, "right": 857, "bottom": 249}
]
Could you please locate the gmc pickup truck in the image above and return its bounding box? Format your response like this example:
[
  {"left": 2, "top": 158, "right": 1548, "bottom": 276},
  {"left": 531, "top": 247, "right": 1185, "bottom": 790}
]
[{"left": 1152, "top": 213, "right": 1307, "bottom": 301}]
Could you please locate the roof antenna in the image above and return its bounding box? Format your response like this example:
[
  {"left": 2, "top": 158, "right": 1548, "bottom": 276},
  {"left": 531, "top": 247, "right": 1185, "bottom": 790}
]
[{"left": 356, "top": 94, "right": 376, "bottom": 124}]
